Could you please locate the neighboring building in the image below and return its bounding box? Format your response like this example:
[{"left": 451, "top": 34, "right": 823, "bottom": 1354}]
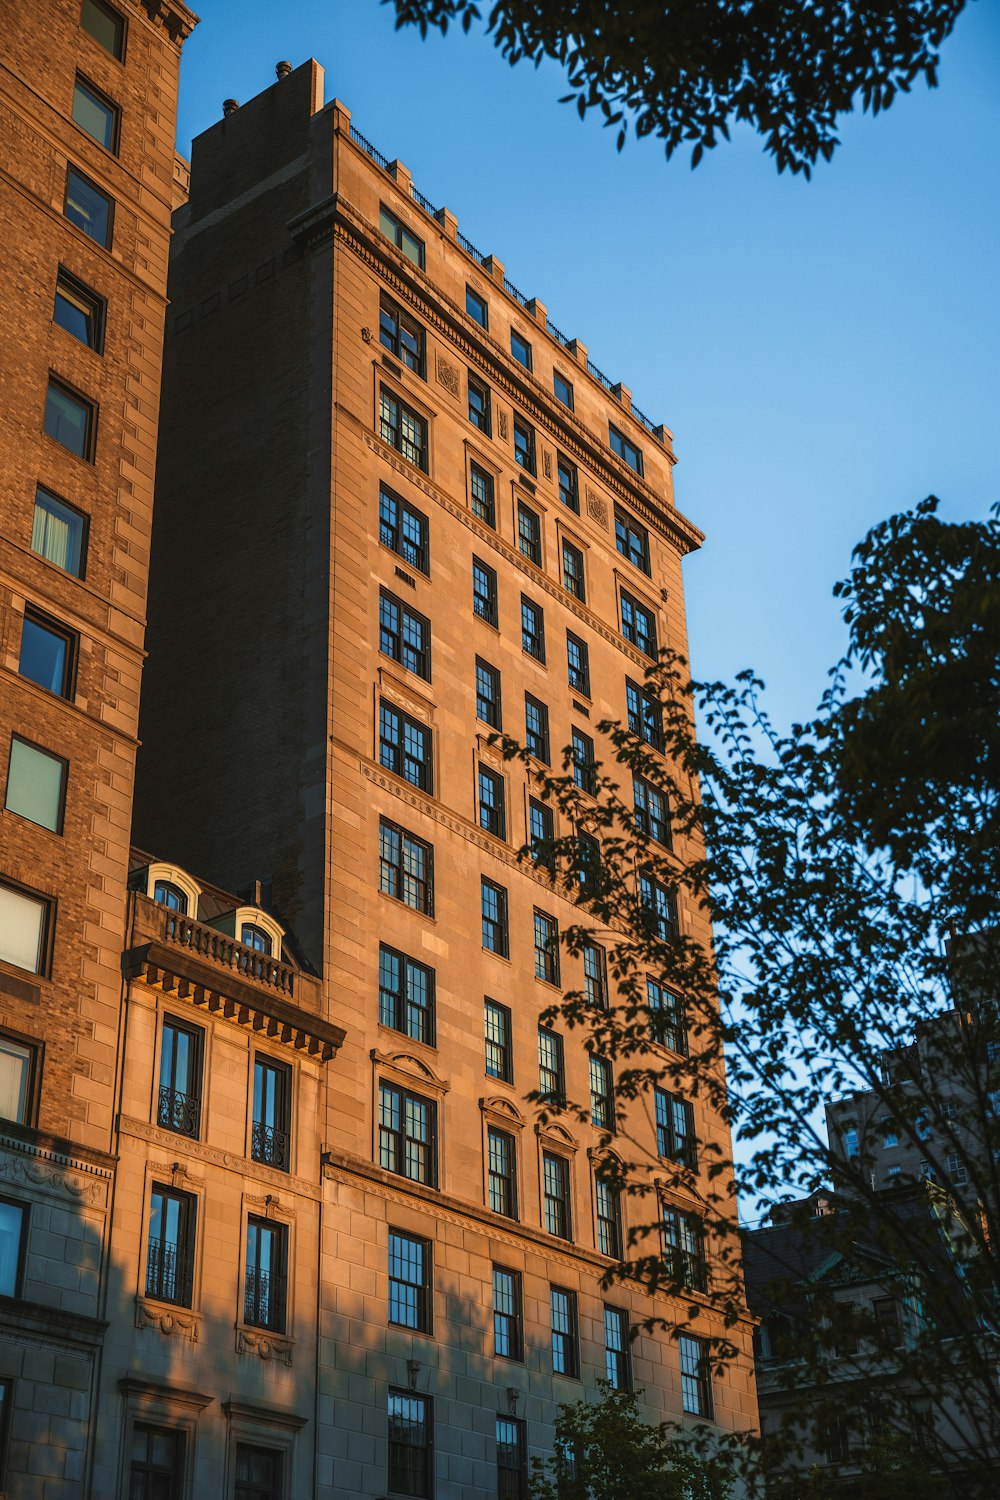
[
  {"left": 130, "top": 60, "right": 758, "bottom": 1497},
  {"left": 744, "top": 1185, "right": 999, "bottom": 1493},
  {"left": 0, "top": 1, "right": 195, "bottom": 1494}
]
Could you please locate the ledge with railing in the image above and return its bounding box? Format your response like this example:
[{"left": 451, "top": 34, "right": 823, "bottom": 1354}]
[{"left": 163, "top": 911, "right": 296, "bottom": 997}]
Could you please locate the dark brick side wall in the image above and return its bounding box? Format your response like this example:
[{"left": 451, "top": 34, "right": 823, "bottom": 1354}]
[{"left": 134, "top": 63, "right": 334, "bottom": 966}]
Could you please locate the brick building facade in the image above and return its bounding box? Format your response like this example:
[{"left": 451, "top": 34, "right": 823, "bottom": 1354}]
[
  {"left": 0, "top": 1, "right": 196, "bottom": 1492},
  {"left": 126, "top": 59, "right": 758, "bottom": 1499}
]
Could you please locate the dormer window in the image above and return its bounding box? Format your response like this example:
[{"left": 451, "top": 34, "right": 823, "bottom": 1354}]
[
  {"left": 153, "top": 880, "right": 187, "bottom": 913},
  {"left": 241, "top": 923, "right": 272, "bottom": 955}
]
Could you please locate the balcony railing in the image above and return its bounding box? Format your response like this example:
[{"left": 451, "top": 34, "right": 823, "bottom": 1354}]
[
  {"left": 157, "top": 1085, "right": 200, "bottom": 1138},
  {"left": 163, "top": 912, "right": 295, "bottom": 997},
  {"left": 245, "top": 1265, "right": 286, "bottom": 1332},
  {"left": 252, "top": 1120, "right": 290, "bottom": 1171},
  {"left": 146, "top": 1239, "right": 193, "bottom": 1306}
]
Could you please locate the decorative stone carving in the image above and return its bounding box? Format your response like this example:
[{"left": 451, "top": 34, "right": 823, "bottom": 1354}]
[
  {"left": 361, "top": 326, "right": 373, "bottom": 344},
  {"left": 0, "top": 1146, "right": 108, "bottom": 1205},
  {"left": 136, "top": 1298, "right": 200, "bottom": 1342},
  {"left": 542, "top": 450, "right": 552, "bottom": 480},
  {"left": 586, "top": 489, "right": 609, "bottom": 528},
  {"left": 498, "top": 410, "right": 508, "bottom": 442},
  {"left": 237, "top": 1327, "right": 293, "bottom": 1365},
  {"left": 435, "top": 353, "right": 459, "bottom": 396}
]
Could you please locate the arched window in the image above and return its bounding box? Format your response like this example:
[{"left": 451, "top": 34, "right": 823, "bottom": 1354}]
[
  {"left": 153, "top": 880, "right": 188, "bottom": 914},
  {"left": 241, "top": 923, "right": 272, "bottom": 955}
]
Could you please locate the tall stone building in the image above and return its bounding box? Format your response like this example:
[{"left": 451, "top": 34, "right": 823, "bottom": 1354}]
[
  {"left": 129, "top": 58, "right": 757, "bottom": 1499},
  {"left": 0, "top": 0, "right": 196, "bottom": 1493}
]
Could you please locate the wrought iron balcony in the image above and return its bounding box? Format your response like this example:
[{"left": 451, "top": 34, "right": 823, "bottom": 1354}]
[
  {"left": 145, "top": 1239, "right": 194, "bottom": 1306},
  {"left": 156, "top": 1085, "right": 200, "bottom": 1138},
  {"left": 252, "top": 1120, "right": 289, "bottom": 1172},
  {"left": 244, "top": 1265, "right": 286, "bottom": 1332}
]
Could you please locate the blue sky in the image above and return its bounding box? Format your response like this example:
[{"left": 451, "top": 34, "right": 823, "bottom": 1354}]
[{"left": 176, "top": 1, "right": 999, "bottom": 728}]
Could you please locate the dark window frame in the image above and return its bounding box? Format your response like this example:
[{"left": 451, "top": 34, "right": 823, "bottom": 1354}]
[
  {"left": 0, "top": 1196, "right": 28, "bottom": 1298},
  {"left": 615, "top": 505, "right": 651, "bottom": 574},
  {"left": 379, "top": 386, "right": 429, "bottom": 471},
  {"left": 379, "top": 294, "right": 426, "bottom": 376},
  {"left": 64, "top": 163, "right": 113, "bottom": 248},
  {"left": 81, "top": 0, "right": 127, "bottom": 60},
  {"left": 470, "top": 461, "right": 496, "bottom": 526},
  {"left": 379, "top": 590, "right": 431, "bottom": 681},
  {"left": 388, "top": 1227, "right": 432, "bottom": 1333},
  {"left": 379, "top": 944, "right": 436, "bottom": 1046},
  {"left": 542, "top": 1151, "right": 572, "bottom": 1240},
  {"left": 524, "top": 694, "right": 550, "bottom": 764},
  {"left": 157, "top": 1016, "right": 203, "bottom": 1140},
  {"left": 634, "top": 774, "right": 671, "bottom": 848},
  {"left": 626, "top": 679, "right": 664, "bottom": 752},
  {"left": 466, "top": 285, "right": 488, "bottom": 328},
  {"left": 493, "top": 1265, "right": 524, "bottom": 1361},
  {"left": 557, "top": 454, "right": 579, "bottom": 511},
  {"left": 572, "top": 727, "right": 597, "bottom": 796},
  {"left": 516, "top": 499, "right": 541, "bottom": 560},
  {"left": 145, "top": 1183, "right": 196, "bottom": 1307},
  {"left": 566, "top": 631, "right": 590, "bottom": 696},
  {"left": 379, "top": 819, "right": 434, "bottom": 916},
  {"left": 379, "top": 485, "right": 429, "bottom": 574},
  {"left": 550, "top": 1286, "right": 580, "bottom": 1377},
  {"left": 481, "top": 878, "right": 509, "bottom": 957},
  {"left": 472, "top": 556, "right": 498, "bottom": 627},
  {"left": 583, "top": 942, "right": 608, "bottom": 1009},
  {"left": 534, "top": 912, "right": 560, "bottom": 986},
  {"left": 513, "top": 418, "right": 536, "bottom": 477},
  {"left": 54, "top": 266, "right": 106, "bottom": 352},
  {"left": 538, "top": 1026, "right": 565, "bottom": 1101},
  {"left": 595, "top": 1175, "right": 623, "bottom": 1258},
  {"left": 496, "top": 1416, "right": 528, "bottom": 1500},
  {"left": 128, "top": 1426, "right": 183, "bottom": 1500},
  {"left": 72, "top": 72, "right": 121, "bottom": 153},
  {"left": 234, "top": 1444, "right": 283, "bottom": 1500},
  {"left": 379, "top": 700, "right": 433, "bottom": 794},
  {"left": 18, "top": 607, "right": 77, "bottom": 699},
  {"left": 655, "top": 1088, "right": 696, "bottom": 1168},
  {"left": 620, "top": 590, "right": 658, "bottom": 658},
  {"left": 604, "top": 1305, "right": 632, "bottom": 1389},
  {"left": 0, "top": 877, "right": 54, "bottom": 979},
  {"left": 252, "top": 1054, "right": 292, "bottom": 1172},
  {"left": 468, "top": 373, "right": 491, "bottom": 435},
  {"left": 487, "top": 1124, "right": 518, "bottom": 1219},
  {"left": 589, "top": 1056, "right": 615, "bottom": 1133},
  {"left": 0, "top": 1030, "right": 42, "bottom": 1127},
  {"left": 244, "top": 1214, "right": 288, "bottom": 1333},
  {"left": 609, "top": 424, "right": 644, "bottom": 476},
  {"left": 662, "top": 1204, "right": 707, "bottom": 1291},
  {"left": 475, "top": 657, "right": 502, "bottom": 729},
  {"left": 528, "top": 797, "right": 554, "bottom": 872},
  {"left": 553, "top": 371, "right": 574, "bottom": 410},
  {"left": 5, "top": 733, "right": 68, "bottom": 834},
  {"left": 379, "top": 204, "right": 425, "bottom": 268},
  {"left": 484, "top": 1000, "right": 513, "bottom": 1083},
  {"left": 478, "top": 764, "right": 507, "bottom": 840},
  {"left": 647, "top": 979, "right": 688, "bottom": 1055},
  {"left": 31, "top": 486, "right": 88, "bottom": 578},
  {"left": 387, "top": 1388, "right": 432, "bottom": 1498},
  {"left": 44, "top": 375, "right": 96, "bottom": 461},
  {"left": 510, "top": 329, "right": 532, "bottom": 371},
  {"left": 521, "top": 596, "right": 545, "bottom": 662},
  {"left": 639, "top": 868, "right": 678, "bottom": 941},
  {"left": 379, "top": 1083, "right": 437, "bottom": 1188},
  {"left": 679, "top": 1334, "right": 713, "bottom": 1416},
  {"left": 561, "top": 538, "right": 586, "bottom": 601}
]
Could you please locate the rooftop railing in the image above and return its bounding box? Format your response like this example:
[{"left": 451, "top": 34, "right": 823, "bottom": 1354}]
[{"left": 163, "top": 911, "right": 296, "bottom": 997}]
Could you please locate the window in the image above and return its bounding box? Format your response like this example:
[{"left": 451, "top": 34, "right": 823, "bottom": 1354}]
[
  {"left": 379, "top": 485, "right": 429, "bottom": 573},
  {"left": 82, "top": 0, "right": 126, "bottom": 58},
  {"left": 5, "top": 736, "right": 66, "bottom": 833},
  {"left": 647, "top": 979, "right": 687, "bottom": 1054},
  {"left": 566, "top": 631, "right": 590, "bottom": 695},
  {"left": 252, "top": 1056, "right": 291, "bottom": 1171},
  {"left": 487, "top": 1125, "right": 517, "bottom": 1218},
  {"left": 64, "top": 165, "right": 112, "bottom": 247},
  {"left": 380, "top": 821, "right": 434, "bottom": 915},
  {"left": 235, "top": 1446, "right": 282, "bottom": 1500},
  {"left": 0, "top": 881, "right": 50, "bottom": 976},
  {"left": 843, "top": 1126, "right": 860, "bottom": 1158},
  {"left": 874, "top": 1297, "right": 904, "bottom": 1348},
  {"left": 538, "top": 1027, "right": 565, "bottom": 1102},
  {"left": 0, "top": 1037, "right": 37, "bottom": 1125},
  {"left": 379, "top": 702, "right": 433, "bottom": 792},
  {"left": 604, "top": 1306, "right": 631, "bottom": 1389},
  {"left": 31, "top": 487, "right": 87, "bottom": 577},
  {"left": 557, "top": 455, "right": 579, "bottom": 512},
  {"left": 562, "top": 539, "right": 585, "bottom": 601},
  {"left": 553, "top": 371, "right": 574, "bottom": 410},
  {"left": 379, "top": 945, "right": 435, "bottom": 1045},
  {"left": 521, "top": 596, "right": 545, "bottom": 661},
  {"left": 379, "top": 295, "right": 425, "bottom": 375},
  {"left": 146, "top": 1185, "right": 195, "bottom": 1305},
  {"left": 609, "top": 424, "right": 643, "bottom": 476},
  {"left": 72, "top": 75, "right": 119, "bottom": 151},
  {"left": 379, "top": 388, "right": 428, "bottom": 470},
  {"left": 534, "top": 913, "right": 560, "bottom": 986},
  {"left": 679, "top": 1335, "right": 713, "bottom": 1416},
  {"left": 472, "top": 556, "right": 498, "bottom": 626},
  {"left": 639, "top": 869, "right": 678, "bottom": 940},
  {"left": 626, "top": 679, "right": 663, "bottom": 751},
  {"left": 481, "top": 878, "right": 509, "bottom": 957},
  {"left": 389, "top": 1229, "right": 431, "bottom": 1332},
  {"left": 379, "top": 1083, "right": 436, "bottom": 1186},
  {"left": 510, "top": 330, "right": 532, "bottom": 370},
  {"left": 466, "top": 285, "right": 488, "bottom": 328},
  {"left": 655, "top": 1089, "right": 695, "bottom": 1168},
  {"left": 589, "top": 1057, "right": 614, "bottom": 1132},
  {"left": 470, "top": 462, "right": 495, "bottom": 525},
  {"left": 525, "top": 695, "right": 550, "bottom": 763},
  {"left": 241, "top": 923, "right": 272, "bottom": 954},
  {"left": 244, "top": 1216, "right": 287, "bottom": 1332},
  {"left": 44, "top": 378, "right": 94, "bottom": 460},
  {"left": 157, "top": 1019, "right": 202, "bottom": 1138},
  {"left": 379, "top": 205, "right": 424, "bottom": 268},
  {"left": 663, "top": 1206, "right": 707, "bottom": 1290},
  {"left": 54, "top": 269, "right": 105, "bottom": 351},
  {"left": 478, "top": 766, "right": 506, "bottom": 839},
  {"left": 595, "top": 1176, "right": 622, "bottom": 1258},
  {"left": 634, "top": 775, "right": 670, "bottom": 847},
  {"left": 571, "top": 728, "right": 597, "bottom": 795},
  {"left": 129, "top": 1428, "right": 182, "bottom": 1500},
  {"left": 620, "top": 591, "right": 657, "bottom": 657},
  {"left": 543, "top": 1152, "right": 571, "bottom": 1239},
  {"left": 584, "top": 943, "right": 608, "bottom": 1008},
  {"left": 493, "top": 1266, "right": 523, "bottom": 1360},
  {"left": 476, "top": 658, "right": 502, "bottom": 728},
  {"left": 153, "top": 879, "right": 187, "bottom": 913},
  {"left": 388, "top": 1390, "right": 432, "bottom": 1498},
  {"left": 485, "top": 1000, "right": 512, "bottom": 1082},
  {"left": 528, "top": 798, "right": 554, "bottom": 872},
  {"left": 0, "top": 1198, "right": 26, "bottom": 1296},
  {"left": 578, "top": 830, "right": 601, "bottom": 895},
  {"left": 516, "top": 499, "right": 541, "bottom": 559},
  {"left": 947, "top": 1151, "right": 969, "bottom": 1187},
  {"left": 496, "top": 1417, "right": 527, "bottom": 1500},
  {"left": 379, "top": 592, "right": 431, "bottom": 681},
  {"left": 550, "top": 1286, "right": 579, "bottom": 1377},
  {"left": 881, "top": 1118, "right": 898, "bottom": 1149},
  {"left": 615, "top": 506, "right": 650, "bottom": 573},
  {"left": 468, "top": 374, "right": 491, "bottom": 434}
]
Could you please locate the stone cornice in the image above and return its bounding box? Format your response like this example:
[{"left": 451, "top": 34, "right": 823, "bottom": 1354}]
[
  {"left": 139, "top": 0, "right": 199, "bottom": 44},
  {"left": 314, "top": 194, "right": 702, "bottom": 557}
]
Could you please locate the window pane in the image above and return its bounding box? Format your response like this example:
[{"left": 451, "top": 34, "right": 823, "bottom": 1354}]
[
  {"left": 0, "top": 886, "right": 48, "bottom": 974},
  {"left": 81, "top": 0, "right": 125, "bottom": 57},
  {"left": 18, "top": 615, "right": 71, "bottom": 696},
  {"left": 44, "top": 382, "right": 91, "bottom": 458},
  {"left": 32, "top": 489, "right": 85, "bottom": 575},
  {"left": 5, "top": 738, "right": 65, "bottom": 832},
  {"left": 0, "top": 1040, "right": 33, "bottom": 1124},
  {"left": 0, "top": 1200, "right": 25, "bottom": 1296},
  {"left": 73, "top": 78, "right": 116, "bottom": 149},
  {"left": 466, "top": 286, "right": 488, "bottom": 328},
  {"left": 65, "top": 167, "right": 111, "bottom": 246}
]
